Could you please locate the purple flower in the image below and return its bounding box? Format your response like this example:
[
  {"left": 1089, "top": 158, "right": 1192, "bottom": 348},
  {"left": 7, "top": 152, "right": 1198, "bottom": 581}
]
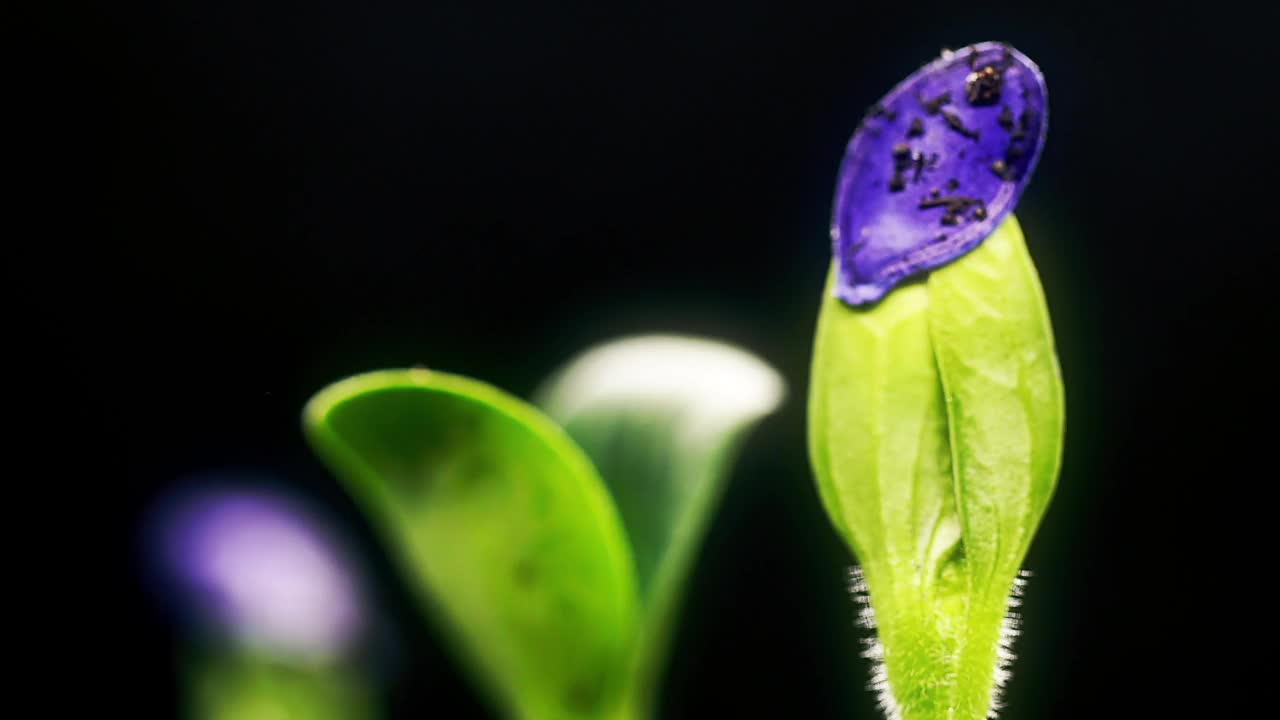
[
  {"left": 150, "top": 483, "right": 365, "bottom": 661},
  {"left": 830, "top": 42, "right": 1047, "bottom": 305}
]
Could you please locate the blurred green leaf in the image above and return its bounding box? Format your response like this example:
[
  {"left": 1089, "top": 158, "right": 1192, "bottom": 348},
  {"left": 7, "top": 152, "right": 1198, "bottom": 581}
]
[
  {"left": 808, "top": 216, "right": 1063, "bottom": 720},
  {"left": 304, "top": 370, "right": 639, "bottom": 720},
  {"left": 536, "top": 335, "right": 785, "bottom": 712}
]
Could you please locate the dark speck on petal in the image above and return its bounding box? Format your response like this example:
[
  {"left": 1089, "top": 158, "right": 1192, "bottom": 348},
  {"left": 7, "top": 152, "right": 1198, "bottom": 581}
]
[{"left": 830, "top": 42, "right": 1047, "bottom": 306}]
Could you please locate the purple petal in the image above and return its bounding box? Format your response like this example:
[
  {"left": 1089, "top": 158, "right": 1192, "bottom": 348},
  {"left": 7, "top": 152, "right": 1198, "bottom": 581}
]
[{"left": 831, "top": 42, "right": 1047, "bottom": 305}]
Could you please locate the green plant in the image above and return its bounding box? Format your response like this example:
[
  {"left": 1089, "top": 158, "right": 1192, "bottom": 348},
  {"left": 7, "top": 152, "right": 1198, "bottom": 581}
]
[
  {"left": 304, "top": 335, "right": 783, "bottom": 720},
  {"left": 808, "top": 43, "right": 1064, "bottom": 720}
]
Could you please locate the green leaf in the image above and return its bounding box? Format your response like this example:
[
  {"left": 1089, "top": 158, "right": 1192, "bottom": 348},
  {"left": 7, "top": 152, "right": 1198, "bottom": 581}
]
[
  {"left": 303, "top": 370, "right": 639, "bottom": 720},
  {"left": 928, "top": 215, "right": 1065, "bottom": 589},
  {"left": 926, "top": 216, "right": 1064, "bottom": 720},
  {"left": 536, "top": 336, "right": 785, "bottom": 713},
  {"left": 809, "top": 266, "right": 966, "bottom": 719},
  {"left": 808, "top": 215, "right": 1063, "bottom": 720}
]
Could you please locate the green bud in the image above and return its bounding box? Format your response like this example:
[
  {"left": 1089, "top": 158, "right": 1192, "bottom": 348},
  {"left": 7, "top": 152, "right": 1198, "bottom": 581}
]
[{"left": 808, "top": 215, "right": 1064, "bottom": 720}]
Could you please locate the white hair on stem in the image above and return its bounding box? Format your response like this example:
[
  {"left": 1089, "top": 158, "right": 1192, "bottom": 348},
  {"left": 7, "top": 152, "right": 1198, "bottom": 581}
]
[
  {"left": 848, "top": 566, "right": 903, "bottom": 720},
  {"left": 848, "top": 567, "right": 1033, "bottom": 720},
  {"left": 986, "top": 569, "right": 1033, "bottom": 720}
]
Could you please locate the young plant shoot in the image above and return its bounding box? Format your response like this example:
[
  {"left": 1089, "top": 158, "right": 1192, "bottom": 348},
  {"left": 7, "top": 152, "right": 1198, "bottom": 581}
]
[
  {"left": 304, "top": 336, "right": 783, "bottom": 720},
  {"left": 808, "top": 43, "right": 1063, "bottom": 720}
]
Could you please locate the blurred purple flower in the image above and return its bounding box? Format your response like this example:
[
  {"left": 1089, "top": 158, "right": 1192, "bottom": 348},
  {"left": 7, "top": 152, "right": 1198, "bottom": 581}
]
[
  {"left": 151, "top": 482, "right": 365, "bottom": 662},
  {"left": 831, "top": 42, "right": 1047, "bottom": 305}
]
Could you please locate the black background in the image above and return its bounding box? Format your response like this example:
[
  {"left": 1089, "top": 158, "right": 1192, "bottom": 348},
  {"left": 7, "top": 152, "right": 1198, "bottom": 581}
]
[{"left": 32, "top": 0, "right": 1277, "bottom": 717}]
